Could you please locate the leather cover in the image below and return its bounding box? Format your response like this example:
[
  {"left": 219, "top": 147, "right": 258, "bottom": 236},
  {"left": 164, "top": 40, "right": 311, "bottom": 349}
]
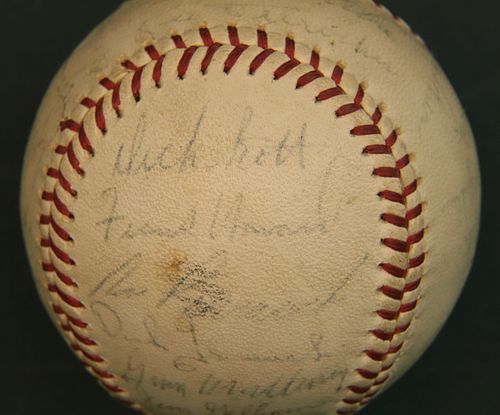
[{"left": 20, "top": 1, "right": 480, "bottom": 413}]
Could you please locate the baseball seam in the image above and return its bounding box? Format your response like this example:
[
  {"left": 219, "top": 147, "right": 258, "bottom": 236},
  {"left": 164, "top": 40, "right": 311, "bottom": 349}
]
[{"left": 39, "top": 25, "right": 426, "bottom": 413}]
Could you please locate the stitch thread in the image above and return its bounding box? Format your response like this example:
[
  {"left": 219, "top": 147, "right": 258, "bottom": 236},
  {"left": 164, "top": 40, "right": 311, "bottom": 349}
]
[{"left": 39, "top": 25, "right": 426, "bottom": 413}]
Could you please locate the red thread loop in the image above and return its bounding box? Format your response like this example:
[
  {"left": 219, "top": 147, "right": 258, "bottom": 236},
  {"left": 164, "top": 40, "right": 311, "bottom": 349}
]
[
  {"left": 373, "top": 166, "right": 400, "bottom": 178},
  {"left": 296, "top": 70, "right": 323, "bottom": 89},
  {"left": 285, "top": 37, "right": 295, "bottom": 59},
  {"left": 274, "top": 59, "right": 300, "bottom": 80},
  {"left": 380, "top": 285, "right": 404, "bottom": 300},
  {"left": 407, "top": 203, "right": 423, "bottom": 221},
  {"left": 386, "top": 130, "right": 398, "bottom": 147},
  {"left": 382, "top": 238, "right": 409, "bottom": 253},
  {"left": 47, "top": 168, "right": 77, "bottom": 196},
  {"left": 378, "top": 190, "right": 405, "bottom": 204},
  {"left": 408, "top": 229, "right": 425, "bottom": 245},
  {"left": 354, "top": 86, "right": 365, "bottom": 105},
  {"left": 405, "top": 279, "right": 422, "bottom": 293},
  {"left": 131, "top": 66, "right": 145, "bottom": 101},
  {"left": 332, "top": 65, "right": 344, "bottom": 84},
  {"left": 336, "top": 103, "right": 361, "bottom": 117},
  {"left": 121, "top": 59, "right": 138, "bottom": 71},
  {"left": 201, "top": 43, "right": 222, "bottom": 74},
  {"left": 310, "top": 49, "right": 320, "bottom": 69},
  {"left": 78, "top": 126, "right": 95, "bottom": 155},
  {"left": 380, "top": 263, "right": 406, "bottom": 278},
  {"left": 409, "top": 253, "right": 425, "bottom": 268},
  {"left": 100, "top": 78, "right": 122, "bottom": 115},
  {"left": 199, "top": 27, "right": 214, "bottom": 46},
  {"left": 44, "top": 263, "right": 77, "bottom": 287},
  {"left": 372, "top": 107, "right": 383, "bottom": 124},
  {"left": 145, "top": 44, "right": 161, "bottom": 61},
  {"left": 94, "top": 99, "right": 107, "bottom": 133},
  {"left": 364, "top": 144, "right": 390, "bottom": 155},
  {"left": 171, "top": 34, "right": 186, "bottom": 48},
  {"left": 381, "top": 213, "right": 407, "bottom": 228},
  {"left": 249, "top": 49, "right": 275, "bottom": 75},
  {"left": 224, "top": 44, "right": 249, "bottom": 73},
  {"left": 227, "top": 26, "right": 240, "bottom": 46},
  {"left": 39, "top": 29, "right": 426, "bottom": 410},
  {"left": 48, "top": 284, "right": 83, "bottom": 307},
  {"left": 315, "top": 86, "right": 345, "bottom": 102},
  {"left": 404, "top": 180, "right": 418, "bottom": 197},
  {"left": 351, "top": 125, "right": 380, "bottom": 136},
  {"left": 178, "top": 46, "right": 199, "bottom": 79},
  {"left": 257, "top": 29, "right": 268, "bottom": 49},
  {"left": 67, "top": 142, "right": 84, "bottom": 176},
  {"left": 152, "top": 55, "right": 166, "bottom": 86}
]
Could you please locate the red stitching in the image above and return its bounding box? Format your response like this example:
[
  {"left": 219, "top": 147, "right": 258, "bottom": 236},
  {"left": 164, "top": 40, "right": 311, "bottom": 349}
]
[
  {"left": 40, "top": 214, "right": 73, "bottom": 242},
  {"left": 202, "top": 43, "right": 222, "bottom": 74},
  {"left": 61, "top": 120, "right": 95, "bottom": 156},
  {"left": 336, "top": 103, "right": 361, "bottom": 117},
  {"left": 178, "top": 46, "right": 199, "bottom": 78},
  {"left": 39, "top": 25, "right": 425, "bottom": 411},
  {"left": 310, "top": 49, "right": 320, "bottom": 69},
  {"left": 332, "top": 64, "right": 344, "bottom": 84},
  {"left": 371, "top": 107, "right": 383, "bottom": 125},
  {"left": 227, "top": 26, "right": 240, "bottom": 46},
  {"left": 373, "top": 166, "right": 400, "bottom": 178},
  {"left": 62, "top": 323, "right": 96, "bottom": 346},
  {"left": 315, "top": 86, "right": 345, "bottom": 102},
  {"left": 224, "top": 44, "right": 249, "bottom": 73},
  {"left": 43, "top": 263, "right": 77, "bottom": 287},
  {"left": 296, "top": 70, "right": 323, "bottom": 89},
  {"left": 351, "top": 125, "right": 380, "bottom": 136},
  {"left": 47, "top": 283, "right": 82, "bottom": 307},
  {"left": 81, "top": 98, "right": 107, "bottom": 134},
  {"left": 71, "top": 343, "right": 105, "bottom": 363},
  {"left": 382, "top": 238, "right": 408, "bottom": 253},
  {"left": 274, "top": 59, "right": 301, "bottom": 80},
  {"left": 257, "top": 29, "right": 268, "bottom": 49},
  {"left": 42, "top": 191, "right": 74, "bottom": 219},
  {"left": 100, "top": 78, "right": 122, "bottom": 116},
  {"left": 354, "top": 86, "right": 365, "bottom": 106},
  {"left": 199, "top": 27, "right": 214, "bottom": 46},
  {"left": 52, "top": 304, "right": 87, "bottom": 328},
  {"left": 378, "top": 189, "right": 405, "bottom": 204},
  {"left": 122, "top": 60, "right": 145, "bottom": 101},
  {"left": 171, "top": 34, "right": 186, "bottom": 48},
  {"left": 285, "top": 36, "right": 295, "bottom": 59},
  {"left": 249, "top": 49, "right": 275, "bottom": 75},
  {"left": 41, "top": 238, "right": 75, "bottom": 265}
]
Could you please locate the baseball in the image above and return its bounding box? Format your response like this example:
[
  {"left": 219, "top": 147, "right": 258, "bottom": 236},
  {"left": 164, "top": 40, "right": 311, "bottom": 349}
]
[{"left": 21, "top": 0, "right": 480, "bottom": 414}]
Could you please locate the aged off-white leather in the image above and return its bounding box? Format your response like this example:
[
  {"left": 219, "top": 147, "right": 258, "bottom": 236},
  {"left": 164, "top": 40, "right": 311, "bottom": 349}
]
[{"left": 21, "top": 1, "right": 480, "bottom": 414}]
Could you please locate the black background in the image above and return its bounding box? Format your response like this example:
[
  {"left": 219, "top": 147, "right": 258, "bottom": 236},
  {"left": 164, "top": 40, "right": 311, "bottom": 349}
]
[{"left": 1, "top": 1, "right": 499, "bottom": 414}]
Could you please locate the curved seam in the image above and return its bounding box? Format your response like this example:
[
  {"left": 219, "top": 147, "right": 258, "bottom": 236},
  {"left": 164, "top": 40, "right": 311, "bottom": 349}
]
[{"left": 39, "top": 25, "right": 426, "bottom": 413}]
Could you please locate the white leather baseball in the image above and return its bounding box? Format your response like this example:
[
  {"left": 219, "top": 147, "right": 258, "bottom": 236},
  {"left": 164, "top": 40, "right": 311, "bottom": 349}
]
[{"left": 21, "top": 0, "right": 480, "bottom": 414}]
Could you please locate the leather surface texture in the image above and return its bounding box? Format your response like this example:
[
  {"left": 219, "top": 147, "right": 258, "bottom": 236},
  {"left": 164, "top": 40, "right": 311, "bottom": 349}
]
[{"left": 20, "top": 0, "right": 480, "bottom": 414}]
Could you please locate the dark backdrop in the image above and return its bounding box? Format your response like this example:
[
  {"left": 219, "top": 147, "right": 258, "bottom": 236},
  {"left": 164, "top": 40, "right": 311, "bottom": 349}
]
[{"left": 1, "top": 1, "right": 498, "bottom": 414}]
